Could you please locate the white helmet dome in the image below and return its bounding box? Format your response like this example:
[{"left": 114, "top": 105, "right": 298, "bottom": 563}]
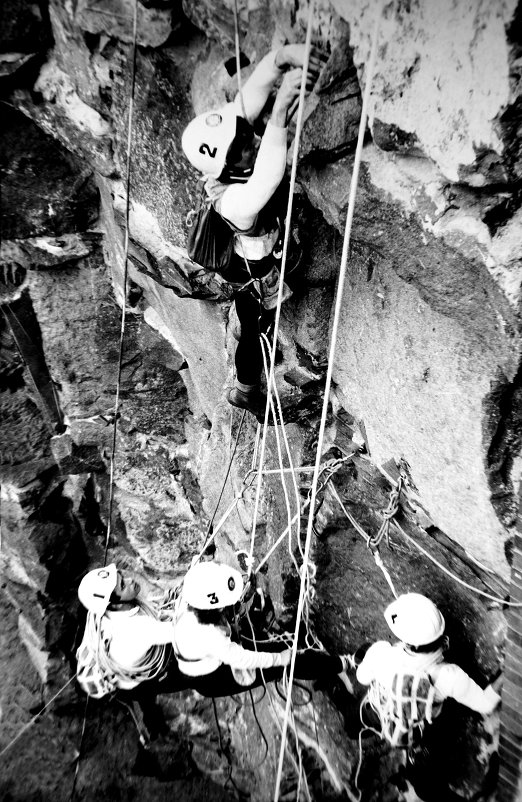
[
  {"left": 384, "top": 593, "right": 445, "bottom": 646},
  {"left": 181, "top": 103, "right": 238, "bottom": 177},
  {"left": 78, "top": 564, "right": 118, "bottom": 615},
  {"left": 182, "top": 561, "right": 244, "bottom": 610}
]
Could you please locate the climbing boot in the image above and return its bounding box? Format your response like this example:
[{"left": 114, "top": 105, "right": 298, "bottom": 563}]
[{"left": 227, "top": 386, "right": 272, "bottom": 424}]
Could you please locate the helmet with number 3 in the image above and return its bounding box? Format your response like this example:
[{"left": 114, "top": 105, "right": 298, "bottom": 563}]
[
  {"left": 182, "top": 103, "right": 238, "bottom": 177},
  {"left": 182, "top": 561, "right": 244, "bottom": 610}
]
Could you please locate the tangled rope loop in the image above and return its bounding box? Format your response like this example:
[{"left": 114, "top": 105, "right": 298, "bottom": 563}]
[{"left": 368, "top": 474, "right": 404, "bottom": 551}]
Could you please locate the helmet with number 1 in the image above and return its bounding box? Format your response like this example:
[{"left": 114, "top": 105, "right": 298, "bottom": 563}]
[
  {"left": 78, "top": 564, "right": 118, "bottom": 615},
  {"left": 384, "top": 593, "right": 445, "bottom": 647},
  {"left": 182, "top": 561, "right": 244, "bottom": 610},
  {"left": 181, "top": 103, "right": 238, "bottom": 177}
]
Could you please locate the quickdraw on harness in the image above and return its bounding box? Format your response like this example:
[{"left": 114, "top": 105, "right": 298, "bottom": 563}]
[{"left": 365, "top": 668, "right": 437, "bottom": 747}]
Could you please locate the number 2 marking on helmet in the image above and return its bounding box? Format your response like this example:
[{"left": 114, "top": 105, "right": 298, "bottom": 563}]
[
  {"left": 199, "top": 143, "right": 217, "bottom": 158},
  {"left": 207, "top": 592, "right": 219, "bottom": 605}
]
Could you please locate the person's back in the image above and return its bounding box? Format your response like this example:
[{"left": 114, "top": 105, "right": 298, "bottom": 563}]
[
  {"left": 356, "top": 594, "right": 501, "bottom": 747},
  {"left": 76, "top": 564, "right": 176, "bottom": 696}
]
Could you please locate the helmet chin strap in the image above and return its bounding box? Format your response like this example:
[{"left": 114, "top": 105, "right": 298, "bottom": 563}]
[{"left": 222, "top": 165, "right": 253, "bottom": 183}]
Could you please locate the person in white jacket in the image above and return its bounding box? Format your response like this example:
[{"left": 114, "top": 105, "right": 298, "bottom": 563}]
[
  {"left": 172, "top": 560, "right": 351, "bottom": 697},
  {"left": 76, "top": 562, "right": 350, "bottom": 699},
  {"left": 182, "top": 44, "right": 323, "bottom": 421},
  {"left": 76, "top": 563, "right": 179, "bottom": 697},
  {"left": 354, "top": 593, "right": 501, "bottom": 748}
]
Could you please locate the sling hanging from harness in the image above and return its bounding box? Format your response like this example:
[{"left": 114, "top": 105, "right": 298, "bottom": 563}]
[{"left": 366, "top": 668, "right": 437, "bottom": 747}]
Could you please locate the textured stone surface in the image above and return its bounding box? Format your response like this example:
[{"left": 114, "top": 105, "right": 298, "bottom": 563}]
[
  {"left": 330, "top": 0, "right": 520, "bottom": 183},
  {"left": 2, "top": 0, "right": 522, "bottom": 799},
  {"left": 0, "top": 106, "right": 98, "bottom": 240},
  {"left": 76, "top": 0, "right": 180, "bottom": 48}
]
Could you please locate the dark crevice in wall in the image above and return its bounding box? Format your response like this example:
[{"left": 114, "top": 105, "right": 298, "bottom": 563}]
[
  {"left": 481, "top": 182, "right": 522, "bottom": 235},
  {"left": 484, "top": 362, "right": 522, "bottom": 530},
  {"left": 2, "top": 290, "right": 65, "bottom": 432}
]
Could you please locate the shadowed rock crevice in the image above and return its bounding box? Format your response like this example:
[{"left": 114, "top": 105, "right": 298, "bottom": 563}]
[{"left": 484, "top": 362, "right": 522, "bottom": 530}]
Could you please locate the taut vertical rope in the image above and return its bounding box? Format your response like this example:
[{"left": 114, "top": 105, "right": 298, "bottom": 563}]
[
  {"left": 71, "top": 4, "right": 139, "bottom": 800},
  {"left": 233, "top": 0, "right": 248, "bottom": 120},
  {"left": 248, "top": 0, "right": 315, "bottom": 569},
  {"left": 273, "top": 4, "right": 385, "bottom": 799},
  {"left": 103, "top": 0, "right": 139, "bottom": 568}
]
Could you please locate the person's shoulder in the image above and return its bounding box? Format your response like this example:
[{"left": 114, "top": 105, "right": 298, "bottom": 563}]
[
  {"left": 360, "top": 641, "right": 393, "bottom": 666},
  {"left": 370, "top": 640, "right": 394, "bottom": 655}
]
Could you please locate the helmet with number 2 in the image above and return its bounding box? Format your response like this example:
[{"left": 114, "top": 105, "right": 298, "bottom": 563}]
[
  {"left": 182, "top": 561, "right": 244, "bottom": 610},
  {"left": 181, "top": 103, "right": 238, "bottom": 177}
]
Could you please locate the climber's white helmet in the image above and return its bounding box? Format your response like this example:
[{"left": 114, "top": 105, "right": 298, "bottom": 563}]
[
  {"left": 384, "top": 593, "right": 445, "bottom": 646},
  {"left": 182, "top": 561, "right": 244, "bottom": 610},
  {"left": 181, "top": 103, "right": 238, "bottom": 177},
  {"left": 78, "top": 564, "right": 118, "bottom": 616}
]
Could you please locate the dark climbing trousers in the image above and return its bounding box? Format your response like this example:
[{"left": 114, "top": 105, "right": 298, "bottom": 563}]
[
  {"left": 226, "top": 253, "right": 274, "bottom": 387},
  {"left": 234, "top": 288, "right": 272, "bottom": 386},
  {"left": 127, "top": 648, "right": 343, "bottom": 701}
]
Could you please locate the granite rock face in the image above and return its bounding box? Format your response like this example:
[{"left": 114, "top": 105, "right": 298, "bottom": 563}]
[{"left": 1, "top": 1, "right": 521, "bottom": 800}]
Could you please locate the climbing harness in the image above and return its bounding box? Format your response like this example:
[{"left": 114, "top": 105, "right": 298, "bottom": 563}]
[{"left": 365, "top": 669, "right": 437, "bottom": 748}]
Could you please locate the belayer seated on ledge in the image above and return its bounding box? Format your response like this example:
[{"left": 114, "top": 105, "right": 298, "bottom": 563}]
[
  {"left": 181, "top": 44, "right": 325, "bottom": 422},
  {"left": 76, "top": 561, "right": 352, "bottom": 700}
]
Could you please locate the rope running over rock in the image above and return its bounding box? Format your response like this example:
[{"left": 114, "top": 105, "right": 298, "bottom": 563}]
[{"left": 273, "top": 3, "right": 385, "bottom": 799}]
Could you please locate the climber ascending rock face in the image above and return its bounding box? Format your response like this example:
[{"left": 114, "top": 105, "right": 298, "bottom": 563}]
[{"left": 181, "top": 44, "right": 324, "bottom": 421}]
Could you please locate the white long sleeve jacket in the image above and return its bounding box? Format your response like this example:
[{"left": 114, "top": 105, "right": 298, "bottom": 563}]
[
  {"left": 356, "top": 641, "right": 500, "bottom": 715},
  {"left": 173, "top": 603, "right": 291, "bottom": 677}
]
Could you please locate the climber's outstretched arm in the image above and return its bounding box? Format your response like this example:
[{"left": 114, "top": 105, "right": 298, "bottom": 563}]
[
  {"left": 235, "top": 44, "right": 323, "bottom": 124},
  {"left": 219, "top": 70, "right": 301, "bottom": 230}
]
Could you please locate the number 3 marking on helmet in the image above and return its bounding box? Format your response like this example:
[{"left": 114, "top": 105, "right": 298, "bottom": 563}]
[
  {"left": 207, "top": 592, "right": 219, "bottom": 605},
  {"left": 199, "top": 143, "right": 217, "bottom": 158}
]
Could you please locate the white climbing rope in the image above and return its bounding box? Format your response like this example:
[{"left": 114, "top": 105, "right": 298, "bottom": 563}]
[
  {"left": 232, "top": 0, "right": 248, "bottom": 121},
  {"left": 248, "top": 1, "right": 315, "bottom": 574},
  {"left": 273, "top": 3, "right": 385, "bottom": 799},
  {"left": 392, "top": 520, "right": 522, "bottom": 607},
  {"left": 104, "top": 0, "right": 139, "bottom": 566},
  {"left": 0, "top": 674, "right": 77, "bottom": 760}
]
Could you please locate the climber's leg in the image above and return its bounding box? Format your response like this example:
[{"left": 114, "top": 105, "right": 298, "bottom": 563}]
[{"left": 227, "top": 288, "right": 274, "bottom": 421}]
